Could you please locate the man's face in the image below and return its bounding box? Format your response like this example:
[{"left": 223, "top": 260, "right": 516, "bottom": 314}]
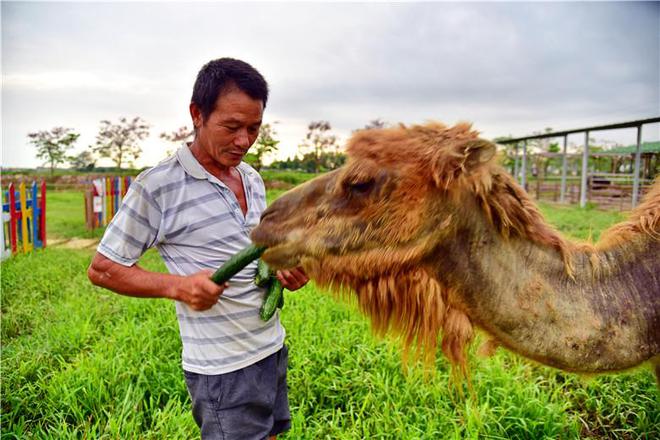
[{"left": 191, "top": 88, "right": 264, "bottom": 168}]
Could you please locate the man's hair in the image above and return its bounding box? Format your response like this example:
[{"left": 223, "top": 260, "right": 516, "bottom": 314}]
[{"left": 191, "top": 58, "right": 269, "bottom": 121}]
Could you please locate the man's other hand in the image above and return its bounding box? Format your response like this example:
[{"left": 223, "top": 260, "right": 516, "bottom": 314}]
[
  {"left": 172, "top": 270, "right": 227, "bottom": 311},
  {"left": 276, "top": 267, "right": 309, "bottom": 291}
]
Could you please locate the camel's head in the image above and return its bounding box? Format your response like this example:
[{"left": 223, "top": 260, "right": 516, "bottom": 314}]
[
  {"left": 252, "top": 122, "right": 496, "bottom": 279},
  {"left": 252, "top": 122, "right": 500, "bottom": 367}
]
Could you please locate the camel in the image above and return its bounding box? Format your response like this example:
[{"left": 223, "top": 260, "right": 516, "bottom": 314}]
[{"left": 251, "top": 122, "right": 660, "bottom": 380}]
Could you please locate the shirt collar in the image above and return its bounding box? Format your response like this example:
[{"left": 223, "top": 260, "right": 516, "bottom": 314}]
[
  {"left": 175, "top": 143, "right": 253, "bottom": 182},
  {"left": 175, "top": 143, "right": 209, "bottom": 180}
]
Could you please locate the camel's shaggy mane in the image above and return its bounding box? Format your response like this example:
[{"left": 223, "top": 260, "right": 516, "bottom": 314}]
[{"left": 303, "top": 257, "right": 474, "bottom": 378}]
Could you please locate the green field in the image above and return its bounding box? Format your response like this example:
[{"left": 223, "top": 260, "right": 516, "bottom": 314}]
[{"left": 2, "top": 184, "right": 658, "bottom": 439}]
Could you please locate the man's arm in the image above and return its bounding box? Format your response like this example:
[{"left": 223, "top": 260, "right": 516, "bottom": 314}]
[{"left": 88, "top": 252, "right": 226, "bottom": 311}]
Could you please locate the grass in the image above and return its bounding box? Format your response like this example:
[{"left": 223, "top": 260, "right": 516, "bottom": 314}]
[
  {"left": 47, "top": 191, "right": 106, "bottom": 240},
  {"left": 538, "top": 202, "right": 625, "bottom": 242},
  {"left": 2, "top": 180, "right": 658, "bottom": 439},
  {"left": 260, "top": 169, "right": 316, "bottom": 186}
]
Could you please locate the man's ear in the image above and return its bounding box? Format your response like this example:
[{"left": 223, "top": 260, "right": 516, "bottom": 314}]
[
  {"left": 431, "top": 138, "right": 497, "bottom": 189},
  {"left": 189, "top": 103, "right": 203, "bottom": 129}
]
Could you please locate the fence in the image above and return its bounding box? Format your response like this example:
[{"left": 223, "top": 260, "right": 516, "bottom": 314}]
[
  {"left": 2, "top": 181, "right": 47, "bottom": 260},
  {"left": 497, "top": 116, "right": 660, "bottom": 209},
  {"left": 527, "top": 175, "right": 656, "bottom": 210},
  {"left": 84, "top": 176, "right": 134, "bottom": 230}
]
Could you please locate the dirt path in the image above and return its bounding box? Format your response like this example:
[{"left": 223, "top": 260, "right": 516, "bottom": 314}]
[{"left": 49, "top": 237, "right": 99, "bottom": 250}]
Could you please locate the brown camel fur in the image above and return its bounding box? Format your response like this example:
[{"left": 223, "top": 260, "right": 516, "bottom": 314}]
[{"left": 251, "top": 122, "right": 660, "bottom": 380}]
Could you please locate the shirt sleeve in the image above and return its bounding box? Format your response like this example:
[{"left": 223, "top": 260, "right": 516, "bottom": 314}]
[{"left": 97, "top": 179, "right": 162, "bottom": 266}]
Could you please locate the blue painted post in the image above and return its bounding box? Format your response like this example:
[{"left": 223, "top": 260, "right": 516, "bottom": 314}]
[
  {"left": 114, "top": 176, "right": 120, "bottom": 214},
  {"left": 31, "top": 182, "right": 38, "bottom": 248},
  {"left": 31, "top": 182, "right": 42, "bottom": 248}
]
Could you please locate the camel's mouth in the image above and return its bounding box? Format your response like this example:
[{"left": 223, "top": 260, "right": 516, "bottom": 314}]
[
  {"left": 252, "top": 224, "right": 318, "bottom": 269},
  {"left": 260, "top": 244, "right": 304, "bottom": 270}
]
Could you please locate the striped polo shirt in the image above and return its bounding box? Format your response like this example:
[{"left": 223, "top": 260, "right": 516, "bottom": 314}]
[{"left": 97, "top": 144, "right": 285, "bottom": 375}]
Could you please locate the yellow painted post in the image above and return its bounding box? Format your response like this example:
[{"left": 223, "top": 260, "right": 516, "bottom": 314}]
[{"left": 19, "top": 182, "right": 33, "bottom": 252}]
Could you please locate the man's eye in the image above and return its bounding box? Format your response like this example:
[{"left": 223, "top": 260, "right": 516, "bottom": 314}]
[{"left": 224, "top": 125, "right": 239, "bottom": 132}]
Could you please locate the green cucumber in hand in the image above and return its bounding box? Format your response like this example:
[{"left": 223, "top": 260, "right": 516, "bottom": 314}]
[{"left": 210, "top": 244, "right": 266, "bottom": 285}]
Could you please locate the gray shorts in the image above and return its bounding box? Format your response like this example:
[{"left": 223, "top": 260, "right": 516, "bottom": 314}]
[{"left": 184, "top": 345, "right": 291, "bottom": 440}]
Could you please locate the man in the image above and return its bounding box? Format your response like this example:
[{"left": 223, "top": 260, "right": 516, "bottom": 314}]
[{"left": 88, "top": 58, "right": 308, "bottom": 439}]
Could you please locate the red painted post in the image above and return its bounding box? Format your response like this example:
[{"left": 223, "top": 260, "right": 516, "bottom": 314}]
[
  {"left": 40, "top": 180, "right": 47, "bottom": 247},
  {"left": 8, "top": 183, "right": 17, "bottom": 253}
]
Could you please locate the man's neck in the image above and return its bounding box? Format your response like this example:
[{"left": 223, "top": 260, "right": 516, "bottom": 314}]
[{"left": 188, "top": 141, "right": 234, "bottom": 180}]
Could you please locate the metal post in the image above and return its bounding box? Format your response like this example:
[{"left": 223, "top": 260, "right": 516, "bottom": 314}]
[
  {"left": 513, "top": 144, "right": 519, "bottom": 181},
  {"left": 579, "top": 131, "right": 590, "bottom": 208},
  {"left": 521, "top": 140, "right": 528, "bottom": 190},
  {"left": 631, "top": 125, "right": 643, "bottom": 208},
  {"left": 560, "top": 135, "right": 568, "bottom": 204}
]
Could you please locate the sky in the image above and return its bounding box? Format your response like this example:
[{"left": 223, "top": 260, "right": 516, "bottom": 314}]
[{"left": 2, "top": 1, "right": 659, "bottom": 169}]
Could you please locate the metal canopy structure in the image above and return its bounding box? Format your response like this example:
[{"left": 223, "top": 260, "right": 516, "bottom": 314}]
[{"left": 496, "top": 117, "right": 660, "bottom": 208}]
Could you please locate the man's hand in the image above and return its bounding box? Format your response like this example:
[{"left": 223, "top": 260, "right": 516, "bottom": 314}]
[
  {"left": 275, "top": 267, "right": 309, "bottom": 291},
  {"left": 171, "top": 270, "right": 227, "bottom": 311}
]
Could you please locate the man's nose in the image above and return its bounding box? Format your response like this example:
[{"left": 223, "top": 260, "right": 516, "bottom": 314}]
[{"left": 234, "top": 128, "right": 250, "bottom": 149}]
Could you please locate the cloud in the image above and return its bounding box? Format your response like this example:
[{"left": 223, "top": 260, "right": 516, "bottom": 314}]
[
  {"left": 3, "top": 71, "right": 150, "bottom": 92},
  {"left": 2, "top": 1, "right": 658, "bottom": 168}
]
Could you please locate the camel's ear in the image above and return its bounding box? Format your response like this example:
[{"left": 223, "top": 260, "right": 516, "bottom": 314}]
[
  {"left": 431, "top": 138, "right": 497, "bottom": 189},
  {"left": 462, "top": 139, "right": 497, "bottom": 170}
]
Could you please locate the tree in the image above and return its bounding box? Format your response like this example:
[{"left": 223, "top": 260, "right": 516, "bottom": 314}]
[
  {"left": 27, "top": 127, "right": 79, "bottom": 175},
  {"left": 160, "top": 125, "right": 194, "bottom": 156},
  {"left": 528, "top": 128, "right": 561, "bottom": 178},
  {"left": 94, "top": 116, "right": 150, "bottom": 168},
  {"left": 299, "top": 121, "right": 337, "bottom": 173},
  {"left": 320, "top": 151, "right": 346, "bottom": 170},
  {"left": 68, "top": 150, "right": 96, "bottom": 171},
  {"left": 356, "top": 118, "right": 388, "bottom": 132},
  {"left": 248, "top": 122, "right": 280, "bottom": 171}
]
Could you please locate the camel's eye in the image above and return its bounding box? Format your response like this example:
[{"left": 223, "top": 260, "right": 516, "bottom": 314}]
[{"left": 347, "top": 179, "right": 375, "bottom": 195}]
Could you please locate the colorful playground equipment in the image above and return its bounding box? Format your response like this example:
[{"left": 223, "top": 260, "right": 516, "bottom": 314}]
[
  {"left": 1, "top": 181, "right": 47, "bottom": 260},
  {"left": 84, "top": 176, "right": 133, "bottom": 230}
]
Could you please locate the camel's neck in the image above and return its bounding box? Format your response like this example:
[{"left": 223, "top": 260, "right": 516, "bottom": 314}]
[{"left": 431, "top": 211, "right": 660, "bottom": 373}]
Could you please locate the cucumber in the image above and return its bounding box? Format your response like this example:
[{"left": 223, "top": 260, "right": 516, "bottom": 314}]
[
  {"left": 254, "top": 259, "right": 271, "bottom": 287},
  {"left": 260, "top": 278, "right": 284, "bottom": 321},
  {"left": 210, "top": 244, "right": 266, "bottom": 285}
]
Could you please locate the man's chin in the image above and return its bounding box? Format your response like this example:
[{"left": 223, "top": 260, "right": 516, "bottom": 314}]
[
  {"left": 210, "top": 151, "right": 243, "bottom": 168},
  {"left": 220, "top": 158, "right": 242, "bottom": 168}
]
